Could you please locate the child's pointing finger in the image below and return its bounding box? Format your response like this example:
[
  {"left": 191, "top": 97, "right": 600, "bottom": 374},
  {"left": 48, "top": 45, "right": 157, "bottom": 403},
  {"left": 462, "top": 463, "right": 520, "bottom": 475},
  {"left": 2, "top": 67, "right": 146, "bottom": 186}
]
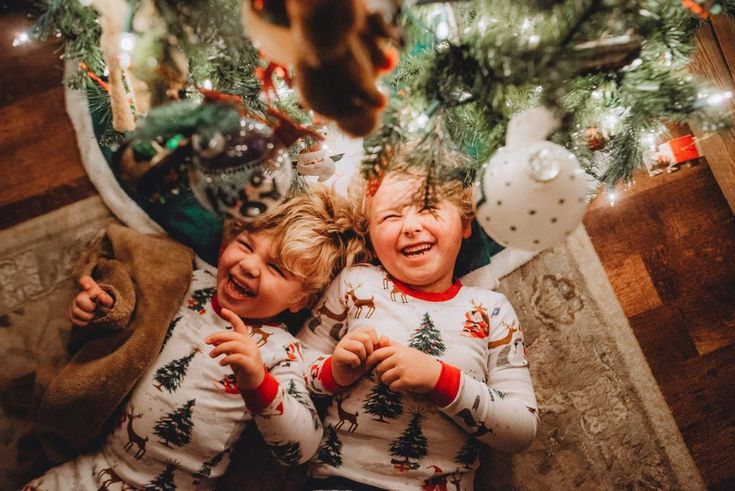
[
  {"left": 78, "top": 276, "right": 114, "bottom": 308},
  {"left": 205, "top": 331, "right": 252, "bottom": 347},
  {"left": 219, "top": 308, "right": 249, "bottom": 334},
  {"left": 78, "top": 276, "right": 96, "bottom": 291}
]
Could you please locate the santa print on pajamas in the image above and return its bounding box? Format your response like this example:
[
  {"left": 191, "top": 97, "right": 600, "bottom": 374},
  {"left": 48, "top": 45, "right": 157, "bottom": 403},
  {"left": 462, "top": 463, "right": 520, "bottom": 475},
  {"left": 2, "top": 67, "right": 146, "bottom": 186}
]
[
  {"left": 298, "top": 264, "right": 538, "bottom": 491},
  {"left": 25, "top": 265, "right": 321, "bottom": 491}
]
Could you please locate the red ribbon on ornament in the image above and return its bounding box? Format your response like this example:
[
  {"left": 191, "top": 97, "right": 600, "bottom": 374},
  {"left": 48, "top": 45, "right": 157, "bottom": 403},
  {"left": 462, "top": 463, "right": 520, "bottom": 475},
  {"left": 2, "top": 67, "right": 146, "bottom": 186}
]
[{"left": 197, "top": 87, "right": 322, "bottom": 148}]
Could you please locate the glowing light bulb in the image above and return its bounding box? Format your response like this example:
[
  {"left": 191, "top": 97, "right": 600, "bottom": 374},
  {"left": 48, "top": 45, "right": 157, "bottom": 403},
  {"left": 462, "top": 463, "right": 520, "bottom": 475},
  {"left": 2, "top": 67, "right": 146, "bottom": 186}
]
[
  {"left": 707, "top": 91, "right": 733, "bottom": 105},
  {"left": 407, "top": 113, "right": 429, "bottom": 133},
  {"left": 607, "top": 190, "right": 617, "bottom": 207},
  {"left": 436, "top": 21, "right": 450, "bottom": 41},
  {"left": 602, "top": 114, "right": 618, "bottom": 131},
  {"left": 119, "top": 32, "right": 135, "bottom": 53},
  {"left": 641, "top": 133, "right": 656, "bottom": 149},
  {"left": 12, "top": 31, "right": 29, "bottom": 47},
  {"left": 625, "top": 58, "right": 643, "bottom": 71}
]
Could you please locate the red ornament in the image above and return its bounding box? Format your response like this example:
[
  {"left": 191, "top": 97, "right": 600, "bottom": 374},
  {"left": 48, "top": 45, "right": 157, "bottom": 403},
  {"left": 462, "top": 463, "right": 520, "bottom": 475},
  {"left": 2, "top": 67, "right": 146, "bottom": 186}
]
[{"left": 586, "top": 127, "right": 608, "bottom": 151}]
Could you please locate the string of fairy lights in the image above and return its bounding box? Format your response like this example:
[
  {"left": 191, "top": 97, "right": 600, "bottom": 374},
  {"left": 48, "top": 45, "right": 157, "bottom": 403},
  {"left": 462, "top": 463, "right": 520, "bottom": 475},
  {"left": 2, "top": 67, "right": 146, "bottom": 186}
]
[{"left": 10, "top": 0, "right": 735, "bottom": 219}]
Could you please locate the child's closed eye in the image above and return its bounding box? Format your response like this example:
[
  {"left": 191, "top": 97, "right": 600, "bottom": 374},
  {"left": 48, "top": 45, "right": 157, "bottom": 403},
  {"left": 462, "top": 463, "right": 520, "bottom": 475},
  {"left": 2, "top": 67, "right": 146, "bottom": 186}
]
[
  {"left": 238, "top": 239, "right": 253, "bottom": 252},
  {"left": 269, "top": 262, "right": 286, "bottom": 277}
]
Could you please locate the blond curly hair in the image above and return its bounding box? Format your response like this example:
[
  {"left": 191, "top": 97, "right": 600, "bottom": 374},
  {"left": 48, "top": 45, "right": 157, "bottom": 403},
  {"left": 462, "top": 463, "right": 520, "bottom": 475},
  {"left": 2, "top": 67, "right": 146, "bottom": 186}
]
[
  {"left": 224, "top": 186, "right": 370, "bottom": 308},
  {"left": 355, "top": 146, "right": 476, "bottom": 227}
]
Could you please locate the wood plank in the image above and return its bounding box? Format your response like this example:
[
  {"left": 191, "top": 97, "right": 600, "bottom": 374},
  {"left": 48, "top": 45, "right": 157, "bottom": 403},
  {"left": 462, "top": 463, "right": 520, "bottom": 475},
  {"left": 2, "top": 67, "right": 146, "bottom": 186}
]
[
  {"left": 711, "top": 15, "right": 735, "bottom": 83},
  {"left": 0, "top": 86, "right": 89, "bottom": 207},
  {"left": 586, "top": 158, "right": 735, "bottom": 487},
  {"left": 627, "top": 306, "right": 699, "bottom": 381},
  {"left": 604, "top": 252, "right": 662, "bottom": 318},
  {"left": 661, "top": 344, "right": 735, "bottom": 489},
  {"left": 0, "top": 12, "right": 64, "bottom": 109},
  {"left": 689, "top": 23, "right": 735, "bottom": 214},
  {"left": 0, "top": 176, "right": 95, "bottom": 229}
]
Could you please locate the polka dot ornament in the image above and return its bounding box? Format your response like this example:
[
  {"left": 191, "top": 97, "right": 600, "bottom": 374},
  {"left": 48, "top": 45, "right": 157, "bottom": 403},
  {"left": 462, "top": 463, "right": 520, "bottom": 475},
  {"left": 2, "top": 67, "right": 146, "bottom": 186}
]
[{"left": 474, "top": 108, "right": 589, "bottom": 251}]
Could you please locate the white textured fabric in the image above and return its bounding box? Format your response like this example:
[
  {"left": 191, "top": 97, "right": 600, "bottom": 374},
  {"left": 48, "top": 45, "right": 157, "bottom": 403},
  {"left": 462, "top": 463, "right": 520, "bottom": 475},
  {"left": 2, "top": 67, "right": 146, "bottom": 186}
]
[
  {"left": 64, "top": 60, "right": 162, "bottom": 234},
  {"left": 298, "top": 264, "right": 538, "bottom": 491}
]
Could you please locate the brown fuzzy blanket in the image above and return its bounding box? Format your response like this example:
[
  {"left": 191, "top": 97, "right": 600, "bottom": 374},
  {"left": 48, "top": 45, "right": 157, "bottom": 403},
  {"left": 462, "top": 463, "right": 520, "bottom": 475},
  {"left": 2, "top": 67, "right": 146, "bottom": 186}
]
[{"left": 33, "top": 223, "right": 194, "bottom": 463}]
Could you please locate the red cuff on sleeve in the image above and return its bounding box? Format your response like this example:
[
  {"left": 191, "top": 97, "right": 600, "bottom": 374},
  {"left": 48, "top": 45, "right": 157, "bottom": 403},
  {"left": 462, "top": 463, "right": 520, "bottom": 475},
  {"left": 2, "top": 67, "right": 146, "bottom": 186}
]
[
  {"left": 320, "top": 356, "right": 348, "bottom": 394},
  {"left": 428, "top": 361, "right": 461, "bottom": 407},
  {"left": 241, "top": 371, "right": 280, "bottom": 413}
]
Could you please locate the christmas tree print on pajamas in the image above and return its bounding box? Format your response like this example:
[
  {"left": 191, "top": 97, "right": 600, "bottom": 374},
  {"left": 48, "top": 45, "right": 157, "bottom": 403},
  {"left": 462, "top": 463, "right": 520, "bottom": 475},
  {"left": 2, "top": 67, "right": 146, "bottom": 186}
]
[
  {"left": 299, "top": 265, "right": 537, "bottom": 491},
  {"left": 25, "top": 266, "right": 321, "bottom": 489}
]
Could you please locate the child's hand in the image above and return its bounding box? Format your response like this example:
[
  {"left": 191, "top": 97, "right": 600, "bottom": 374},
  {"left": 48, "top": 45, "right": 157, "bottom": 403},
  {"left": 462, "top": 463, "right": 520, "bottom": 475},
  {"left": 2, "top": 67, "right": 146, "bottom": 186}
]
[
  {"left": 332, "top": 327, "right": 380, "bottom": 387},
  {"left": 366, "top": 340, "right": 442, "bottom": 393},
  {"left": 68, "top": 276, "right": 115, "bottom": 327},
  {"left": 205, "top": 308, "right": 265, "bottom": 390}
]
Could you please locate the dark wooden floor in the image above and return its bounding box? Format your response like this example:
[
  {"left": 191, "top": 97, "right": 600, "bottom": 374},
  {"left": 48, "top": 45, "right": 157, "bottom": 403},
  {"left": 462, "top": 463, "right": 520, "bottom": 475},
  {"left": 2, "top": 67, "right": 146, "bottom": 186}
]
[
  {"left": 584, "top": 165, "right": 735, "bottom": 490},
  {"left": 0, "top": 9, "right": 95, "bottom": 229},
  {"left": 1, "top": 6, "right": 734, "bottom": 491}
]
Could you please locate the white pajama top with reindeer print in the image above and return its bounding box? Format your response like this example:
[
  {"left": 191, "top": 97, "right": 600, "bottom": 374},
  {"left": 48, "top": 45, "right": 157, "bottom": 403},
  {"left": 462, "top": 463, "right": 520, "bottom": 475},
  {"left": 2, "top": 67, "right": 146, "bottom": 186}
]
[
  {"left": 25, "top": 264, "right": 322, "bottom": 491},
  {"left": 298, "top": 264, "right": 538, "bottom": 491}
]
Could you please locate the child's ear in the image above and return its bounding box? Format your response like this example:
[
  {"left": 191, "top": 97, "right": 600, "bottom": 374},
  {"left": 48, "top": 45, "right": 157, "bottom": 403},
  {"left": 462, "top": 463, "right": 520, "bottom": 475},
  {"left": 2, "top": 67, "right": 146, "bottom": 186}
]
[{"left": 462, "top": 219, "right": 472, "bottom": 239}]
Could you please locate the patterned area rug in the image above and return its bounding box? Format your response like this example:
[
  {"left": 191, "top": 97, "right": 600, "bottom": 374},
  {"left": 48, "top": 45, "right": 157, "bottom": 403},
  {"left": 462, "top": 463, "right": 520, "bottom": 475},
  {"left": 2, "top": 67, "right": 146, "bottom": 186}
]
[
  {"left": 471, "top": 228, "right": 705, "bottom": 490},
  {"left": 0, "top": 194, "right": 704, "bottom": 489},
  {"left": 0, "top": 197, "right": 116, "bottom": 489}
]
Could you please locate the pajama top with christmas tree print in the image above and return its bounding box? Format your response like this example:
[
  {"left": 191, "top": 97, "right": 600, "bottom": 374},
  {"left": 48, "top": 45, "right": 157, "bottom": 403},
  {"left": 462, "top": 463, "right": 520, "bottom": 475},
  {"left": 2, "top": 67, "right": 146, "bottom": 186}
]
[
  {"left": 26, "top": 263, "right": 322, "bottom": 490},
  {"left": 298, "top": 264, "right": 538, "bottom": 491}
]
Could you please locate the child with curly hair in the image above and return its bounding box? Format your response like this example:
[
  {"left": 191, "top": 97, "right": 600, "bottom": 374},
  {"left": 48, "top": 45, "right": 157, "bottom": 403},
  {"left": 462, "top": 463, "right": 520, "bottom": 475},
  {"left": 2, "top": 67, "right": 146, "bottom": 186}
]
[
  {"left": 25, "top": 187, "right": 369, "bottom": 490},
  {"left": 299, "top": 159, "right": 538, "bottom": 491}
]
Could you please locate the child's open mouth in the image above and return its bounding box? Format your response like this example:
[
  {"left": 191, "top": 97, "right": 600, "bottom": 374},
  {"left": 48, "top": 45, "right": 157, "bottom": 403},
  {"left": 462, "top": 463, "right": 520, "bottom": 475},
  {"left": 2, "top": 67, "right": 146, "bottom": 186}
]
[
  {"left": 402, "top": 243, "right": 433, "bottom": 257},
  {"left": 226, "top": 274, "right": 256, "bottom": 298}
]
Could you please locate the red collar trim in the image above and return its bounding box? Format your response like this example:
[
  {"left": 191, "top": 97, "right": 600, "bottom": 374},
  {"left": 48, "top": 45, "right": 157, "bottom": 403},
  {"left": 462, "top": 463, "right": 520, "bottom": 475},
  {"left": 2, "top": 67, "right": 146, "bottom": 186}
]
[
  {"left": 391, "top": 278, "right": 462, "bottom": 302},
  {"left": 211, "top": 296, "right": 281, "bottom": 327}
]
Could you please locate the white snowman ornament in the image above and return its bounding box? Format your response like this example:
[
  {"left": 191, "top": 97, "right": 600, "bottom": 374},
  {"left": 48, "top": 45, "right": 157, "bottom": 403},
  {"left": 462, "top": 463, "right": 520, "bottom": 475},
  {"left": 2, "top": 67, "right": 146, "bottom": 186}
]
[
  {"left": 474, "top": 107, "right": 589, "bottom": 251},
  {"left": 296, "top": 146, "right": 336, "bottom": 182}
]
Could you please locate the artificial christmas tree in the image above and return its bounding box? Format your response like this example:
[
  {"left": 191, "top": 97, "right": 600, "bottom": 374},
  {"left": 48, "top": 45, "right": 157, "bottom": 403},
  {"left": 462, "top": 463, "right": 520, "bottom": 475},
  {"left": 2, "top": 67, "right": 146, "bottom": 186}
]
[
  {"left": 160, "top": 315, "right": 182, "bottom": 352},
  {"left": 287, "top": 379, "right": 320, "bottom": 430}
]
